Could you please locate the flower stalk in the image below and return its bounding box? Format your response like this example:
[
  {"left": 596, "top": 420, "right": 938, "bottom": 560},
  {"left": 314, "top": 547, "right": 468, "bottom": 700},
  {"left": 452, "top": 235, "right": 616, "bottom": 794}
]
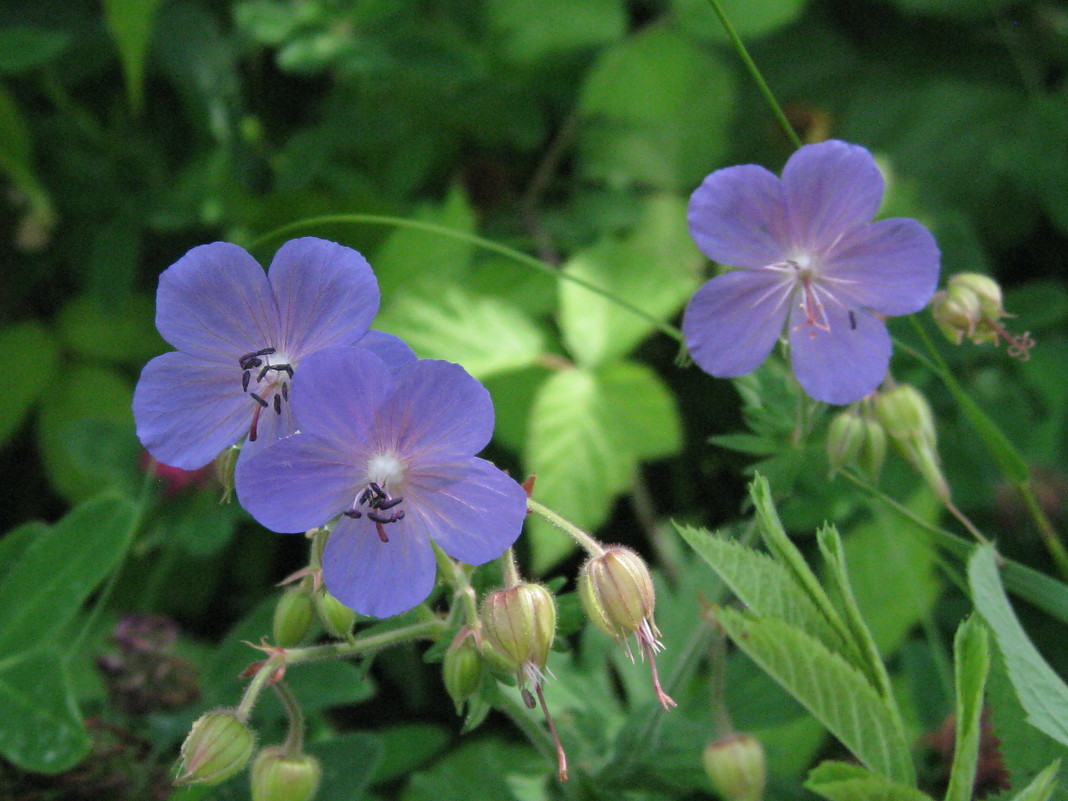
[{"left": 525, "top": 497, "right": 606, "bottom": 557}]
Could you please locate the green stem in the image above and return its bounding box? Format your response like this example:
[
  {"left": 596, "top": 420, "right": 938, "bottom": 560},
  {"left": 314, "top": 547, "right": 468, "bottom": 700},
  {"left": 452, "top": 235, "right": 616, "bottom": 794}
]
[
  {"left": 905, "top": 317, "right": 1068, "bottom": 579},
  {"left": 526, "top": 497, "right": 605, "bottom": 557},
  {"left": 285, "top": 619, "right": 449, "bottom": 666},
  {"left": 251, "top": 213, "right": 683, "bottom": 343},
  {"left": 704, "top": 0, "right": 802, "bottom": 150},
  {"left": 273, "top": 681, "right": 306, "bottom": 755},
  {"left": 433, "top": 541, "right": 480, "bottom": 626},
  {"left": 501, "top": 546, "right": 523, "bottom": 588},
  {"left": 236, "top": 653, "right": 283, "bottom": 722},
  {"left": 66, "top": 467, "right": 158, "bottom": 661}
]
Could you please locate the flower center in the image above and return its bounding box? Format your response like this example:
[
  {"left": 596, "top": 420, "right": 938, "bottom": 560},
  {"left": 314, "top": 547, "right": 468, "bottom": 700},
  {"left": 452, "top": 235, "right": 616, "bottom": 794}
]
[
  {"left": 340, "top": 454, "right": 409, "bottom": 543},
  {"left": 786, "top": 257, "right": 831, "bottom": 337},
  {"left": 237, "top": 347, "right": 294, "bottom": 441}
]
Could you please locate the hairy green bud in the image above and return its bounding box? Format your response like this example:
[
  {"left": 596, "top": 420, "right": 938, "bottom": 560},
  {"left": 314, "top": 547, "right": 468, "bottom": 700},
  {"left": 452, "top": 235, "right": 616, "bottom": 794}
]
[
  {"left": 251, "top": 747, "right": 321, "bottom": 801},
  {"left": 314, "top": 591, "right": 355, "bottom": 639},
  {"left": 703, "top": 733, "right": 767, "bottom": 801},
  {"left": 480, "top": 583, "right": 556, "bottom": 686},
  {"left": 273, "top": 588, "right": 314, "bottom": 648},
  {"left": 176, "top": 710, "right": 255, "bottom": 786}
]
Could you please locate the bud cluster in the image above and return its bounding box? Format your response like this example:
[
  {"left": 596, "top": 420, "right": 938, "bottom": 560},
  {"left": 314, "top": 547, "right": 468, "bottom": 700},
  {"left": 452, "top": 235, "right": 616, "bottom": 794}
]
[
  {"left": 931, "top": 272, "right": 1034, "bottom": 360},
  {"left": 825, "top": 404, "right": 886, "bottom": 480}
]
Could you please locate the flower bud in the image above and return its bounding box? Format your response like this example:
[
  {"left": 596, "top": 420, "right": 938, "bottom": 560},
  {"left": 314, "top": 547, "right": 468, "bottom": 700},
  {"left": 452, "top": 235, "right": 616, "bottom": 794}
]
[
  {"left": 950, "top": 273, "right": 1004, "bottom": 320},
  {"left": 443, "top": 631, "right": 484, "bottom": 714},
  {"left": 314, "top": 590, "right": 355, "bottom": 639},
  {"left": 703, "top": 733, "right": 767, "bottom": 801},
  {"left": 826, "top": 408, "right": 886, "bottom": 480},
  {"left": 480, "top": 583, "right": 556, "bottom": 685},
  {"left": 273, "top": 588, "right": 315, "bottom": 648},
  {"left": 579, "top": 547, "right": 656, "bottom": 643},
  {"left": 250, "top": 747, "right": 321, "bottom": 801},
  {"left": 176, "top": 710, "right": 255, "bottom": 785},
  {"left": 931, "top": 285, "right": 982, "bottom": 345},
  {"left": 874, "top": 384, "right": 949, "bottom": 501}
]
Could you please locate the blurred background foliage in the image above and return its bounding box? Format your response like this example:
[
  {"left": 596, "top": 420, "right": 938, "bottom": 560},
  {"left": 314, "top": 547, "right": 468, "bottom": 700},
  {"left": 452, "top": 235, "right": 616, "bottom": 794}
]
[{"left": 0, "top": 0, "right": 1066, "bottom": 799}]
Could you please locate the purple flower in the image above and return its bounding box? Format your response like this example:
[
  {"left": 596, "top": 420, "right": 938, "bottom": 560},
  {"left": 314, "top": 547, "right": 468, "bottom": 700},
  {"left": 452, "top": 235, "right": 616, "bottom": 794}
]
[
  {"left": 234, "top": 347, "right": 528, "bottom": 618},
  {"left": 134, "top": 237, "right": 413, "bottom": 470},
  {"left": 682, "top": 140, "right": 940, "bottom": 405}
]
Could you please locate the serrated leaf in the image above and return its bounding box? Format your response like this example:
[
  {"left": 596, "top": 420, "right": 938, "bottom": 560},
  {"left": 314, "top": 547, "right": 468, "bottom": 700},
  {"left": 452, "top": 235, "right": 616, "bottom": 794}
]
[
  {"left": 817, "top": 526, "right": 896, "bottom": 701},
  {"left": 105, "top": 0, "right": 162, "bottom": 110},
  {"left": 487, "top": 0, "right": 626, "bottom": 63},
  {"left": 945, "top": 617, "right": 991, "bottom": 801},
  {"left": 717, "top": 608, "right": 914, "bottom": 783},
  {"left": 526, "top": 367, "right": 632, "bottom": 571},
  {"left": 675, "top": 523, "right": 848, "bottom": 653},
  {"left": 559, "top": 194, "right": 701, "bottom": 365},
  {"left": 805, "top": 761, "right": 934, "bottom": 801},
  {"left": 598, "top": 361, "right": 682, "bottom": 460},
  {"left": 0, "top": 650, "right": 89, "bottom": 773},
  {"left": 1010, "top": 761, "right": 1062, "bottom": 801},
  {"left": 969, "top": 545, "right": 1068, "bottom": 748},
  {"left": 577, "top": 26, "right": 734, "bottom": 190},
  {"left": 376, "top": 286, "right": 545, "bottom": 380},
  {"left": 0, "top": 494, "right": 136, "bottom": 655},
  {"left": 0, "top": 320, "right": 59, "bottom": 445}
]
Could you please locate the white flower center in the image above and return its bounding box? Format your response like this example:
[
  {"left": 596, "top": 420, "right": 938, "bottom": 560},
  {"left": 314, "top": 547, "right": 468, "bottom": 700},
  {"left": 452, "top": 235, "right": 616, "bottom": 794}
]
[{"left": 365, "top": 453, "right": 407, "bottom": 492}]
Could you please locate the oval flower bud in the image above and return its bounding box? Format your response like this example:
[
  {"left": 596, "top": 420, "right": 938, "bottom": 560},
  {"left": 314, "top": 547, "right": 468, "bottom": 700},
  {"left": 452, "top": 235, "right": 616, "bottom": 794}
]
[
  {"left": 579, "top": 547, "right": 677, "bottom": 710},
  {"left": 480, "top": 583, "right": 556, "bottom": 686},
  {"left": 250, "top": 747, "right": 321, "bottom": 801},
  {"left": 273, "top": 587, "right": 315, "bottom": 648},
  {"left": 443, "top": 631, "right": 484, "bottom": 713},
  {"left": 703, "top": 733, "right": 767, "bottom": 801},
  {"left": 579, "top": 547, "right": 655, "bottom": 643},
  {"left": 176, "top": 709, "right": 256, "bottom": 785},
  {"left": 931, "top": 285, "right": 982, "bottom": 345},
  {"left": 875, "top": 384, "right": 949, "bottom": 501},
  {"left": 950, "top": 273, "right": 1004, "bottom": 320},
  {"left": 314, "top": 590, "right": 355, "bottom": 639},
  {"left": 826, "top": 409, "right": 886, "bottom": 480}
]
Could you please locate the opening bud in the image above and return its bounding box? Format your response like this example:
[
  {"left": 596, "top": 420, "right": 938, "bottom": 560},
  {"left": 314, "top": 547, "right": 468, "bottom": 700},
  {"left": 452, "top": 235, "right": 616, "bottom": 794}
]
[
  {"left": 176, "top": 709, "right": 256, "bottom": 786},
  {"left": 703, "top": 733, "right": 767, "bottom": 801},
  {"left": 251, "top": 747, "right": 321, "bottom": 801},
  {"left": 932, "top": 273, "right": 1034, "bottom": 360},
  {"left": 314, "top": 590, "right": 355, "bottom": 639},
  {"left": 273, "top": 587, "right": 315, "bottom": 648},
  {"left": 443, "top": 629, "right": 484, "bottom": 714},
  {"left": 480, "top": 583, "right": 556, "bottom": 687},
  {"left": 579, "top": 547, "right": 676, "bottom": 710}
]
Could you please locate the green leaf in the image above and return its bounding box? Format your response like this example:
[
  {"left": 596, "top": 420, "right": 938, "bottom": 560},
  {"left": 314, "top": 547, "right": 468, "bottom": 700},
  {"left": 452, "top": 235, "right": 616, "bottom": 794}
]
[
  {"left": 969, "top": 545, "right": 1068, "bottom": 748},
  {"left": 716, "top": 608, "right": 915, "bottom": 784},
  {"left": 310, "top": 732, "right": 384, "bottom": 801},
  {"left": 843, "top": 494, "right": 941, "bottom": 656},
  {"left": 487, "top": 0, "right": 626, "bottom": 64},
  {"left": 371, "top": 723, "right": 451, "bottom": 784},
  {"left": 36, "top": 364, "right": 135, "bottom": 502},
  {"left": 0, "top": 494, "right": 136, "bottom": 655},
  {"left": 0, "top": 320, "right": 59, "bottom": 445},
  {"left": 945, "top": 617, "right": 991, "bottom": 801},
  {"left": 105, "top": 0, "right": 163, "bottom": 110},
  {"left": 577, "top": 26, "right": 734, "bottom": 190},
  {"left": 376, "top": 288, "right": 545, "bottom": 380},
  {"left": 817, "top": 526, "right": 896, "bottom": 701},
  {"left": 673, "top": 0, "right": 807, "bottom": 42},
  {"left": 525, "top": 367, "right": 632, "bottom": 571},
  {"left": 0, "top": 650, "right": 89, "bottom": 773},
  {"left": 0, "top": 27, "right": 71, "bottom": 74},
  {"left": 373, "top": 185, "right": 476, "bottom": 297},
  {"left": 401, "top": 738, "right": 546, "bottom": 801},
  {"left": 558, "top": 194, "right": 701, "bottom": 365},
  {"left": 0, "top": 521, "right": 47, "bottom": 585},
  {"left": 805, "top": 761, "right": 934, "bottom": 801},
  {"left": 599, "top": 361, "right": 682, "bottom": 460},
  {"left": 675, "top": 523, "right": 848, "bottom": 653},
  {"left": 57, "top": 294, "right": 164, "bottom": 365},
  {"left": 0, "top": 78, "right": 34, "bottom": 189},
  {"left": 748, "top": 475, "right": 855, "bottom": 655},
  {"left": 155, "top": 489, "right": 240, "bottom": 557},
  {"left": 1010, "top": 761, "right": 1062, "bottom": 801}
]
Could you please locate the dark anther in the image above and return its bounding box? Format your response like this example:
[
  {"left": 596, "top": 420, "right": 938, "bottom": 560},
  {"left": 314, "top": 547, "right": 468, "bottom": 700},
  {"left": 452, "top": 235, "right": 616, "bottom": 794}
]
[
  {"left": 521, "top": 688, "right": 537, "bottom": 709},
  {"left": 394, "top": 510, "right": 405, "bottom": 521},
  {"left": 357, "top": 487, "right": 372, "bottom": 505},
  {"left": 368, "top": 509, "right": 404, "bottom": 525},
  {"left": 273, "top": 394, "right": 282, "bottom": 415},
  {"left": 250, "top": 393, "right": 269, "bottom": 408},
  {"left": 375, "top": 496, "right": 403, "bottom": 510},
  {"left": 239, "top": 347, "right": 275, "bottom": 368},
  {"left": 268, "top": 364, "right": 294, "bottom": 378},
  {"left": 281, "top": 382, "right": 289, "bottom": 401},
  {"left": 257, "top": 363, "right": 271, "bottom": 382},
  {"left": 343, "top": 509, "right": 363, "bottom": 519},
  {"left": 242, "top": 371, "right": 251, "bottom": 392},
  {"left": 368, "top": 482, "right": 385, "bottom": 499},
  {"left": 848, "top": 310, "right": 857, "bottom": 330}
]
